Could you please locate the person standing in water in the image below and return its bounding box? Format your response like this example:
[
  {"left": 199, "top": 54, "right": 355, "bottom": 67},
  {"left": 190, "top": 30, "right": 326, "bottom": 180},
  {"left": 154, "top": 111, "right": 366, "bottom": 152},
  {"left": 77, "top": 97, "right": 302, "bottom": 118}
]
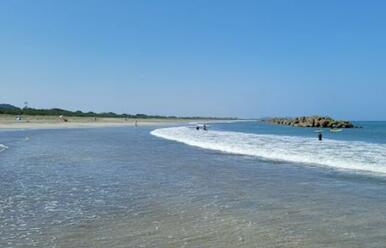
[
  {"left": 203, "top": 124, "right": 207, "bottom": 131},
  {"left": 318, "top": 132, "right": 323, "bottom": 141}
]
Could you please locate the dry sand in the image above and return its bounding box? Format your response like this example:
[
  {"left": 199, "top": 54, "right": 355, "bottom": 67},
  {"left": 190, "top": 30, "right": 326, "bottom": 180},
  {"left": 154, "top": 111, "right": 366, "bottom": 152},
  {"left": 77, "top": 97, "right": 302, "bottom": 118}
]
[{"left": 0, "top": 114, "right": 211, "bottom": 130}]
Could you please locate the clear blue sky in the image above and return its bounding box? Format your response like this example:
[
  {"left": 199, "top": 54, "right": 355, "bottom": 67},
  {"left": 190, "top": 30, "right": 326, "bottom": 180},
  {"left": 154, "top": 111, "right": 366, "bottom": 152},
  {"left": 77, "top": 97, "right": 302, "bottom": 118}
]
[{"left": 1, "top": 0, "right": 385, "bottom": 120}]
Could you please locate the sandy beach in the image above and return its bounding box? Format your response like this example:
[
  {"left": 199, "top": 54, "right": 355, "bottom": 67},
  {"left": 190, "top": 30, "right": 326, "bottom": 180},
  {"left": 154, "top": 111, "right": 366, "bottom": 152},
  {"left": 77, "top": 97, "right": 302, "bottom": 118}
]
[{"left": 0, "top": 114, "right": 217, "bottom": 130}]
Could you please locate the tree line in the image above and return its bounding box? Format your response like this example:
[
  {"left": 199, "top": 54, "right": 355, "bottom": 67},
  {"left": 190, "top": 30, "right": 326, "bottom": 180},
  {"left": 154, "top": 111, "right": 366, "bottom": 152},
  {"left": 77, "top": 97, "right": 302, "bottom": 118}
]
[{"left": 0, "top": 104, "right": 234, "bottom": 120}]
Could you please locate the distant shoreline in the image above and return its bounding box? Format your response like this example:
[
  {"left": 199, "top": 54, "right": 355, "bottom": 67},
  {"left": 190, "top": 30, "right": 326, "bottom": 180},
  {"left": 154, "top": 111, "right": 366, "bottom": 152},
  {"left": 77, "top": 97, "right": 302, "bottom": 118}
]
[{"left": 0, "top": 114, "right": 236, "bottom": 130}]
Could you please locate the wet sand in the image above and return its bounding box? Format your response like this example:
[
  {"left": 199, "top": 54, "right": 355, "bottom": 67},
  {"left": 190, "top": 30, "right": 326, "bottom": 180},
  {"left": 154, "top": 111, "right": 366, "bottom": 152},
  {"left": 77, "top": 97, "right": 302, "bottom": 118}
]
[{"left": 1, "top": 127, "right": 386, "bottom": 247}]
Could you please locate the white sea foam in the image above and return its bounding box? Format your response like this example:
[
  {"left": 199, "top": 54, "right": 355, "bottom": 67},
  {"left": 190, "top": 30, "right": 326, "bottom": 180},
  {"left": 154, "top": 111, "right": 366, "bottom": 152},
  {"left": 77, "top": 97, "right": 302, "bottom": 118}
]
[
  {"left": 151, "top": 127, "right": 386, "bottom": 174},
  {"left": 0, "top": 144, "right": 8, "bottom": 153}
]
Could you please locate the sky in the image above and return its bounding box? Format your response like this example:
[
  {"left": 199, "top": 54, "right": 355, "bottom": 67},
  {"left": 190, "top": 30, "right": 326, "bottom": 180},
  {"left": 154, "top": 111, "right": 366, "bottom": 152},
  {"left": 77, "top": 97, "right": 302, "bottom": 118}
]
[{"left": 1, "top": 0, "right": 386, "bottom": 120}]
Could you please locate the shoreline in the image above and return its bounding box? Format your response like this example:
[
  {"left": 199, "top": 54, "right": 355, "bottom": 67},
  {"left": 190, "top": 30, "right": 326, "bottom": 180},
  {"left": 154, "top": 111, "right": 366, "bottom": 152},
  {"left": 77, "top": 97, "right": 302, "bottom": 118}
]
[
  {"left": 0, "top": 122, "right": 172, "bottom": 130},
  {"left": 2, "top": 122, "right": 385, "bottom": 247},
  {"left": 0, "top": 115, "right": 237, "bottom": 130}
]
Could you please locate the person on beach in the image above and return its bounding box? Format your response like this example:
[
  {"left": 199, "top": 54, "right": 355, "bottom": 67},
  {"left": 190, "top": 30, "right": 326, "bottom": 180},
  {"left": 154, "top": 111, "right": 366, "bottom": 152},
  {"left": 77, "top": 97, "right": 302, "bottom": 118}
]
[
  {"left": 203, "top": 124, "right": 207, "bottom": 131},
  {"left": 318, "top": 133, "right": 323, "bottom": 141},
  {"left": 135, "top": 120, "right": 138, "bottom": 127}
]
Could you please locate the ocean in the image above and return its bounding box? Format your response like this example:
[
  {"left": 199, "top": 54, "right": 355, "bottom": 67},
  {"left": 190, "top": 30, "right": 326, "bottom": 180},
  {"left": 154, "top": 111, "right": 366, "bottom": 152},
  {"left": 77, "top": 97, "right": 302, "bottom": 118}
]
[
  {"left": 152, "top": 121, "right": 386, "bottom": 174},
  {"left": 1, "top": 121, "right": 386, "bottom": 247}
]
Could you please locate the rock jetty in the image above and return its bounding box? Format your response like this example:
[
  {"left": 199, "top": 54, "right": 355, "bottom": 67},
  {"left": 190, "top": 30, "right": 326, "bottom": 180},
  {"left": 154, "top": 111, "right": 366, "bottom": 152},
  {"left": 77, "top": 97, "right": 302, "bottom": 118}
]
[{"left": 266, "top": 116, "right": 356, "bottom": 128}]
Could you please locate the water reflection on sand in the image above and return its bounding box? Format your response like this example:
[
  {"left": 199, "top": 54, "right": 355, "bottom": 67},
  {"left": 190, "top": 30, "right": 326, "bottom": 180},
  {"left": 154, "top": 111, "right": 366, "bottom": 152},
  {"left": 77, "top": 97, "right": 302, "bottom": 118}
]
[{"left": 1, "top": 127, "right": 386, "bottom": 247}]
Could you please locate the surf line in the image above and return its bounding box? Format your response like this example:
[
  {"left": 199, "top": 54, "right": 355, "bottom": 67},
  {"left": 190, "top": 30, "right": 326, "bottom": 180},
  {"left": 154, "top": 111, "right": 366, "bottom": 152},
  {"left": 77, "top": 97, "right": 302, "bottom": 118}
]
[{"left": 0, "top": 144, "right": 9, "bottom": 152}]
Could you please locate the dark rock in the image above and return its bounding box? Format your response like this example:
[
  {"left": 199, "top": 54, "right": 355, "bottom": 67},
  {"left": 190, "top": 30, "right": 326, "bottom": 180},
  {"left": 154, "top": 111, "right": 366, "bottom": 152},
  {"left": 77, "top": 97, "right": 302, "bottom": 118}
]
[{"left": 266, "top": 116, "right": 357, "bottom": 128}]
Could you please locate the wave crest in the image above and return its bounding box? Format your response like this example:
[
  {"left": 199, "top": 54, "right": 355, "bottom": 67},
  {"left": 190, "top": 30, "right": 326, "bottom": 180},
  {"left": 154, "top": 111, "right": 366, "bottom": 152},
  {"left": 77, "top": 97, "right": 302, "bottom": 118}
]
[
  {"left": 0, "top": 144, "right": 8, "bottom": 153},
  {"left": 151, "top": 127, "right": 386, "bottom": 174}
]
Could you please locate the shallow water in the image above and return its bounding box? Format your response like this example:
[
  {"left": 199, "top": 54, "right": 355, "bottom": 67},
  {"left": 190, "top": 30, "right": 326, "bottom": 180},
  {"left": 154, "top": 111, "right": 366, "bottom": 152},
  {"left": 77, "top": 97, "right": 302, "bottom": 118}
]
[
  {"left": 1, "top": 125, "right": 386, "bottom": 247},
  {"left": 151, "top": 122, "right": 386, "bottom": 174}
]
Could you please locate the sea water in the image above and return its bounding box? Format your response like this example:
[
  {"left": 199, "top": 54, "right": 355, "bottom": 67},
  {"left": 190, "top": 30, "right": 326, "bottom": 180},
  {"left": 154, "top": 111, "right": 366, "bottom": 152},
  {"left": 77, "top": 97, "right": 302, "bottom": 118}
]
[
  {"left": 152, "top": 121, "right": 386, "bottom": 175},
  {"left": 1, "top": 122, "right": 386, "bottom": 247}
]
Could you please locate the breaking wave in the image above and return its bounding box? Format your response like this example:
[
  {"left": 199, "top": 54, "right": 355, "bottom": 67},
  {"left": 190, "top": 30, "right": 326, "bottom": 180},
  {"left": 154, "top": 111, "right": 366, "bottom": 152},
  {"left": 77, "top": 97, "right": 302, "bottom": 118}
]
[
  {"left": 151, "top": 127, "right": 386, "bottom": 174},
  {"left": 0, "top": 144, "right": 8, "bottom": 153}
]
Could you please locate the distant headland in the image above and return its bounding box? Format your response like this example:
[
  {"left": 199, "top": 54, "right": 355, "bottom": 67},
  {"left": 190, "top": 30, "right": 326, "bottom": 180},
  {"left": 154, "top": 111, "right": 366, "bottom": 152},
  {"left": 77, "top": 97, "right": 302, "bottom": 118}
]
[{"left": 264, "top": 116, "right": 357, "bottom": 128}]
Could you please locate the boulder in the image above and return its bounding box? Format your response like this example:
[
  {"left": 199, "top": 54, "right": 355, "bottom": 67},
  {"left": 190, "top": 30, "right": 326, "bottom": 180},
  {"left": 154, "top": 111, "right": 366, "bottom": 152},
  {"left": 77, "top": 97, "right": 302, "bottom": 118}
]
[{"left": 266, "top": 116, "right": 356, "bottom": 128}]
